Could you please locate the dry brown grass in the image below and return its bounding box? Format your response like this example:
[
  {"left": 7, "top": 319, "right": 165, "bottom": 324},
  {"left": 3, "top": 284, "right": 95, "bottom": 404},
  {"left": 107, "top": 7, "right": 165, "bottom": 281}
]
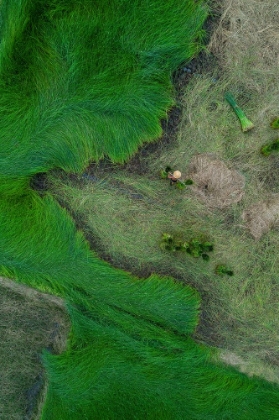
[
  {"left": 171, "top": 0, "right": 279, "bottom": 376},
  {"left": 207, "top": 0, "right": 279, "bottom": 237},
  {"left": 187, "top": 153, "right": 245, "bottom": 208},
  {"left": 165, "top": 0, "right": 279, "bottom": 233},
  {"left": 242, "top": 194, "right": 279, "bottom": 240},
  {"left": 209, "top": 0, "right": 279, "bottom": 83},
  {"left": 0, "top": 278, "right": 69, "bottom": 420}
]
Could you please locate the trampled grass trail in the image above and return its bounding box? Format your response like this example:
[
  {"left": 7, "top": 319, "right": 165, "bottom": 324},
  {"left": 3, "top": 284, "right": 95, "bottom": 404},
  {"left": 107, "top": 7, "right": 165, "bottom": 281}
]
[{"left": 1, "top": 0, "right": 279, "bottom": 418}]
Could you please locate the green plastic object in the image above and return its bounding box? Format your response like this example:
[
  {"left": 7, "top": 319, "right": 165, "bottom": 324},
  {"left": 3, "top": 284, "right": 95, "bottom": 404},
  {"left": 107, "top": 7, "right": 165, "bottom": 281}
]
[{"left": 225, "top": 92, "right": 254, "bottom": 132}]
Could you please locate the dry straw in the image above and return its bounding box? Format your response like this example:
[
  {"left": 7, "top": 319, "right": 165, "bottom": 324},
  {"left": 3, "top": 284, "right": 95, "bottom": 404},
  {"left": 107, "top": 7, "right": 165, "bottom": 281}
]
[
  {"left": 242, "top": 194, "right": 279, "bottom": 240},
  {"left": 187, "top": 153, "right": 245, "bottom": 208}
]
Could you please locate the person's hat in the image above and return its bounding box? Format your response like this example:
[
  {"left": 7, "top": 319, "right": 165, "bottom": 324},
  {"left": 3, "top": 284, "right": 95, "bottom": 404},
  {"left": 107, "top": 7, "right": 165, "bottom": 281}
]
[{"left": 173, "top": 170, "right": 181, "bottom": 179}]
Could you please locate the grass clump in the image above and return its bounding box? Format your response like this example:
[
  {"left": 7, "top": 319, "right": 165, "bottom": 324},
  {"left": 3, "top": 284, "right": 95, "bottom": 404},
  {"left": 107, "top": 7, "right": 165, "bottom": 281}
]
[
  {"left": 0, "top": 0, "right": 211, "bottom": 416},
  {"left": 215, "top": 264, "right": 234, "bottom": 277},
  {"left": 270, "top": 118, "right": 279, "bottom": 129},
  {"left": 0, "top": 0, "right": 208, "bottom": 194},
  {"left": 4, "top": 192, "right": 279, "bottom": 419},
  {"left": 41, "top": 304, "right": 279, "bottom": 420},
  {"left": 260, "top": 139, "right": 279, "bottom": 156}
]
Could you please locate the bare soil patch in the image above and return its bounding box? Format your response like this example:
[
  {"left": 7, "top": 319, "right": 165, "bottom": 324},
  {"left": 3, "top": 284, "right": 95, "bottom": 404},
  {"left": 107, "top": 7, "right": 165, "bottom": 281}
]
[
  {"left": 187, "top": 153, "right": 245, "bottom": 208},
  {"left": 242, "top": 195, "right": 279, "bottom": 240}
]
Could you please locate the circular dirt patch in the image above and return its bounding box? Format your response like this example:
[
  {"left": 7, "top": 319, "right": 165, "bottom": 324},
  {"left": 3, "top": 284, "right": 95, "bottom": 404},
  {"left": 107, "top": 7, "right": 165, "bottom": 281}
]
[
  {"left": 242, "top": 195, "right": 279, "bottom": 240},
  {"left": 187, "top": 154, "right": 245, "bottom": 209}
]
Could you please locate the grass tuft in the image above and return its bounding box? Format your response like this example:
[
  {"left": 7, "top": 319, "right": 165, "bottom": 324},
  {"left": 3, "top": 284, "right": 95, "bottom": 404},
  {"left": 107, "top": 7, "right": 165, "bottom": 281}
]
[{"left": 270, "top": 118, "right": 279, "bottom": 129}]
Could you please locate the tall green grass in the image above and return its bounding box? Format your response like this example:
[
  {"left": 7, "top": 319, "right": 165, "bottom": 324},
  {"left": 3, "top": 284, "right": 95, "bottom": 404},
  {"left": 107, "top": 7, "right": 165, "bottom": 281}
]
[
  {"left": 1, "top": 0, "right": 279, "bottom": 418},
  {"left": 1, "top": 189, "right": 279, "bottom": 419},
  {"left": 0, "top": 193, "right": 200, "bottom": 335},
  {"left": 42, "top": 305, "right": 279, "bottom": 420},
  {"left": 0, "top": 0, "right": 207, "bottom": 196},
  {"left": 50, "top": 168, "right": 279, "bottom": 370}
]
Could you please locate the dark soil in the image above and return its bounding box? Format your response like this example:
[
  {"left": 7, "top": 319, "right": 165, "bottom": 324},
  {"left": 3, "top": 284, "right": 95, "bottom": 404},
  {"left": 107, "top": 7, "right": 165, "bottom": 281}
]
[{"left": 30, "top": 172, "right": 48, "bottom": 194}]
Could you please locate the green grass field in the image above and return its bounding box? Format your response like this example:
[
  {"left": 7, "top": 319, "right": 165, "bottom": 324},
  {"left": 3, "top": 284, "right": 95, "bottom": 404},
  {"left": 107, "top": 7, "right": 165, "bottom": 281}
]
[
  {"left": 1, "top": 0, "right": 279, "bottom": 418},
  {"left": 49, "top": 0, "right": 279, "bottom": 383}
]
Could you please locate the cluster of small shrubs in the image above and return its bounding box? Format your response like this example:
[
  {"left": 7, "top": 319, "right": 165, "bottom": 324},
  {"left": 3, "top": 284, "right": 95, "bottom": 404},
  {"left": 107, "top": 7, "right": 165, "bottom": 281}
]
[
  {"left": 160, "top": 233, "right": 234, "bottom": 275},
  {"left": 160, "top": 233, "right": 213, "bottom": 261}
]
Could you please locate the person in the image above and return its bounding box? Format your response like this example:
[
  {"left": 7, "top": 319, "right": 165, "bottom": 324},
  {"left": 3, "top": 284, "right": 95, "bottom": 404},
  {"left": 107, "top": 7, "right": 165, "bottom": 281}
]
[{"left": 168, "top": 170, "right": 182, "bottom": 186}]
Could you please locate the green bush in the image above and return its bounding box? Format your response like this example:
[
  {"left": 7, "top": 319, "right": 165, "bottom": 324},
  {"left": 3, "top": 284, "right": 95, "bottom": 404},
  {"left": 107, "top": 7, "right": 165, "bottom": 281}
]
[
  {"left": 215, "top": 265, "right": 234, "bottom": 277},
  {"left": 161, "top": 233, "right": 213, "bottom": 261}
]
